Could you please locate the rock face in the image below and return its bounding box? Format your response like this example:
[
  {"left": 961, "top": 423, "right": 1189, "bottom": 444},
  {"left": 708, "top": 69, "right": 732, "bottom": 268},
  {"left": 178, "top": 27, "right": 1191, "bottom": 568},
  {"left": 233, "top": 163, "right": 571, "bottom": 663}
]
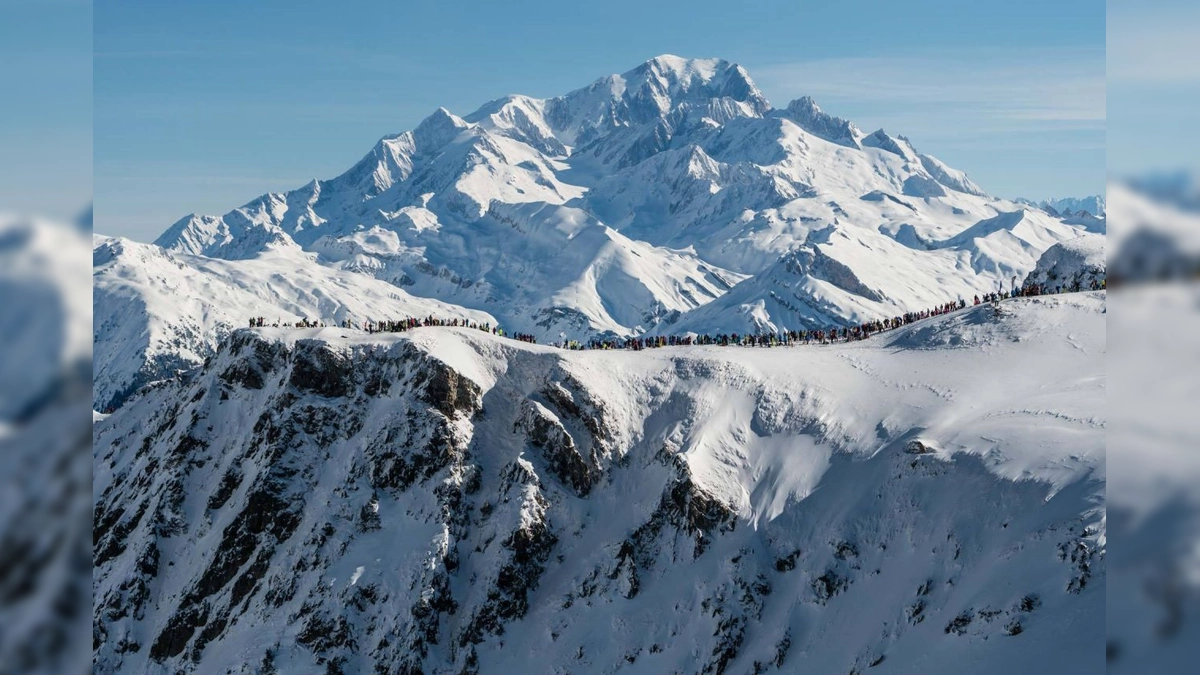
[{"left": 93, "top": 293, "right": 1106, "bottom": 674}]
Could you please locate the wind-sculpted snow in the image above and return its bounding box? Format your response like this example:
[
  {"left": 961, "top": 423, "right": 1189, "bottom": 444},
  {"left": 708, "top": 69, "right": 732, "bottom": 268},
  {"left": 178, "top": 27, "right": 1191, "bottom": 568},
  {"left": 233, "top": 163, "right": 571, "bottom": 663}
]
[
  {"left": 116, "top": 55, "right": 1098, "bottom": 399},
  {"left": 93, "top": 293, "right": 1105, "bottom": 673}
]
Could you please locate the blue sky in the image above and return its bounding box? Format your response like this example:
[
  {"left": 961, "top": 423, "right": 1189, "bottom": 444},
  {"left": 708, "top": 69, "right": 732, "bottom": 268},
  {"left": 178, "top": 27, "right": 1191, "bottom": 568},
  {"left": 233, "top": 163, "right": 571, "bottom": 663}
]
[
  {"left": 0, "top": 0, "right": 91, "bottom": 222},
  {"left": 94, "top": 0, "right": 1105, "bottom": 241},
  {"left": 1108, "top": 0, "right": 1200, "bottom": 177}
]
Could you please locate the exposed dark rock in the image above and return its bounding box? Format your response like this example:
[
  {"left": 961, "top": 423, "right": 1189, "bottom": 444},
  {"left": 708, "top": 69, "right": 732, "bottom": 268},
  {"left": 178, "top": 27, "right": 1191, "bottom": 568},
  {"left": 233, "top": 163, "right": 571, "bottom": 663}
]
[
  {"left": 517, "top": 401, "right": 596, "bottom": 497},
  {"left": 904, "top": 439, "right": 935, "bottom": 455},
  {"left": 1017, "top": 594, "right": 1041, "bottom": 613},
  {"left": 906, "top": 600, "right": 926, "bottom": 625},
  {"left": 93, "top": 500, "right": 148, "bottom": 568},
  {"left": 459, "top": 485, "right": 556, "bottom": 646},
  {"left": 289, "top": 340, "right": 355, "bottom": 398},
  {"left": 368, "top": 420, "right": 465, "bottom": 493},
  {"left": 206, "top": 467, "right": 243, "bottom": 511},
  {"left": 420, "top": 357, "right": 481, "bottom": 418},
  {"left": 773, "top": 631, "right": 791, "bottom": 668},
  {"left": 1060, "top": 540, "right": 1094, "bottom": 594},
  {"left": 609, "top": 540, "right": 641, "bottom": 599},
  {"left": 541, "top": 376, "right": 613, "bottom": 450},
  {"left": 833, "top": 540, "right": 859, "bottom": 561},
  {"left": 296, "top": 613, "right": 357, "bottom": 654},
  {"left": 706, "top": 614, "right": 745, "bottom": 675},
  {"left": 812, "top": 570, "right": 847, "bottom": 605},
  {"left": 783, "top": 246, "right": 885, "bottom": 303},
  {"left": 944, "top": 611, "right": 974, "bottom": 636},
  {"left": 149, "top": 470, "right": 305, "bottom": 661},
  {"left": 774, "top": 549, "right": 801, "bottom": 572}
]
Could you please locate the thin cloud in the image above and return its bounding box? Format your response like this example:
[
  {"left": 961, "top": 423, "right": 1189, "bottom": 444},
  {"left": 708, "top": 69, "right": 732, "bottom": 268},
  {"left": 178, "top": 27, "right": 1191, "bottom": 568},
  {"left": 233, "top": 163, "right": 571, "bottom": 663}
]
[
  {"left": 93, "top": 49, "right": 261, "bottom": 59},
  {"left": 1107, "top": 8, "right": 1200, "bottom": 85},
  {"left": 749, "top": 49, "right": 1105, "bottom": 134}
]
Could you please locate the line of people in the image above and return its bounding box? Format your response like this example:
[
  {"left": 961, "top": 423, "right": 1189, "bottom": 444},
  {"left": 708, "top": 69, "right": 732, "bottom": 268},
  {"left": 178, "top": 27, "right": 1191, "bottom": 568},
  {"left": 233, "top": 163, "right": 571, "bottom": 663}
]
[
  {"left": 251, "top": 281, "right": 1099, "bottom": 351},
  {"left": 579, "top": 299, "right": 967, "bottom": 351},
  {"left": 248, "top": 316, "right": 326, "bottom": 328}
]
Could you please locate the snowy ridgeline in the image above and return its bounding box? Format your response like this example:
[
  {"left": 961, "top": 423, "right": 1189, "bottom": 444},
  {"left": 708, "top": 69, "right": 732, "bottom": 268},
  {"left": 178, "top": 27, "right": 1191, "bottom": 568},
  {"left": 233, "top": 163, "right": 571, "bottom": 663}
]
[
  {"left": 94, "top": 54, "right": 1105, "bottom": 412},
  {"left": 93, "top": 292, "right": 1105, "bottom": 674}
]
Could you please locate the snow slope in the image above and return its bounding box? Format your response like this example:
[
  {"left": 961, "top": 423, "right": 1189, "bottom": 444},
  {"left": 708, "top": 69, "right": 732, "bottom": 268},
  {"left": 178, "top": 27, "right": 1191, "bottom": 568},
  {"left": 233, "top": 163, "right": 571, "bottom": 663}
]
[{"left": 93, "top": 292, "right": 1105, "bottom": 674}]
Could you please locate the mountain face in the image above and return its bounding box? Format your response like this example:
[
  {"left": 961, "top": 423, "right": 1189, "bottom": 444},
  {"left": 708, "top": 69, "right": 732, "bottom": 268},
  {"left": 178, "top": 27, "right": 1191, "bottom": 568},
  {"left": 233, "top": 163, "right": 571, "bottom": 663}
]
[
  {"left": 92, "top": 292, "right": 1105, "bottom": 674},
  {"left": 91, "top": 55, "right": 1101, "bottom": 413}
]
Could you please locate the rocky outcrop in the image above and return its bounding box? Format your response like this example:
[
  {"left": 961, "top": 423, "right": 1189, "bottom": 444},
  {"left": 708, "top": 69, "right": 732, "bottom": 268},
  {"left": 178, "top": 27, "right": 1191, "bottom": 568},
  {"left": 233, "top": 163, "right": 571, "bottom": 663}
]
[
  {"left": 784, "top": 246, "right": 885, "bottom": 303},
  {"left": 516, "top": 401, "right": 596, "bottom": 497}
]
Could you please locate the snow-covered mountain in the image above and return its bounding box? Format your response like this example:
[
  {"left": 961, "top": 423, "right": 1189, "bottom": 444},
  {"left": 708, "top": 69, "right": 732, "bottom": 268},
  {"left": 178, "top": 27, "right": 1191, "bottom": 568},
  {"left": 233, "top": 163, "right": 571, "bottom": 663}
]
[
  {"left": 93, "top": 291, "right": 1105, "bottom": 674},
  {"left": 91, "top": 55, "right": 1100, "bottom": 412}
]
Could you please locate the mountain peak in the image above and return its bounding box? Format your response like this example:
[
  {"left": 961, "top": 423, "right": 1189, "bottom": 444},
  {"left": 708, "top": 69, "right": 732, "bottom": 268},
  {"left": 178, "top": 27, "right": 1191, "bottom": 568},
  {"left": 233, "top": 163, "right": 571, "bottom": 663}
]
[
  {"left": 622, "top": 55, "right": 767, "bottom": 112},
  {"left": 862, "top": 128, "right": 917, "bottom": 160},
  {"left": 638, "top": 54, "right": 726, "bottom": 78},
  {"left": 416, "top": 107, "right": 468, "bottom": 134},
  {"left": 412, "top": 107, "right": 470, "bottom": 152},
  {"left": 779, "top": 96, "right": 861, "bottom": 148}
]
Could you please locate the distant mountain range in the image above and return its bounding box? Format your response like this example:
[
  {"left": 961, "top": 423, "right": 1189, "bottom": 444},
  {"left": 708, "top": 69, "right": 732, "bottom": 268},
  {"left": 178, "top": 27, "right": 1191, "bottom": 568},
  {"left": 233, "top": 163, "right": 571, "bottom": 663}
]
[{"left": 1015, "top": 195, "right": 1105, "bottom": 218}]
